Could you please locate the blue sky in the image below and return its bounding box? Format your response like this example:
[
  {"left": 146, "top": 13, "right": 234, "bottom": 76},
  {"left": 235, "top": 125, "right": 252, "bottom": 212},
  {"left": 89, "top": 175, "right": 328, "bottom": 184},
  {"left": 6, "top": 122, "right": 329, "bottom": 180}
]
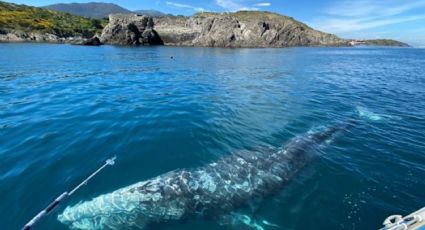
[{"left": 7, "top": 0, "right": 425, "bottom": 46}]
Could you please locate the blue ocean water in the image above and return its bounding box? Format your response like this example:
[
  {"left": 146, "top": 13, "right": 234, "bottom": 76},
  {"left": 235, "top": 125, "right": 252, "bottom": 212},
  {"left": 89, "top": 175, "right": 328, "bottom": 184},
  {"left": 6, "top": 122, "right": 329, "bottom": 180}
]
[{"left": 0, "top": 43, "right": 424, "bottom": 230}]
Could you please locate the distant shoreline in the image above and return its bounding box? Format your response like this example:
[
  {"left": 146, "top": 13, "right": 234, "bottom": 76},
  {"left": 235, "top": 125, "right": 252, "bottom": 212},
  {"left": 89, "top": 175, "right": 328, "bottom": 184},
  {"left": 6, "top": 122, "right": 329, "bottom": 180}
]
[{"left": 0, "top": 41, "right": 413, "bottom": 50}]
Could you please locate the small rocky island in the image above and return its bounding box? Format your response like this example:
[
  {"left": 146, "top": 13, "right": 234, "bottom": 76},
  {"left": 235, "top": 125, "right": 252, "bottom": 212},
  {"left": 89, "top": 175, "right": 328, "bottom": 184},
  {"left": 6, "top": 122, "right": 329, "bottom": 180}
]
[{"left": 0, "top": 1, "right": 409, "bottom": 48}]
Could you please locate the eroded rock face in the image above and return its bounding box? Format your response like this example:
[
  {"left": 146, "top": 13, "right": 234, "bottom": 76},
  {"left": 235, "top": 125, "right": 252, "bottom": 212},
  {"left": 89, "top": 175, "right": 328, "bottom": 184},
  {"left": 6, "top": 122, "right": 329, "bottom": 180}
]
[
  {"left": 100, "top": 14, "right": 163, "bottom": 45},
  {"left": 0, "top": 30, "right": 93, "bottom": 44},
  {"left": 153, "top": 12, "right": 349, "bottom": 47},
  {"left": 71, "top": 36, "right": 102, "bottom": 46},
  {"left": 0, "top": 30, "right": 61, "bottom": 42},
  {"left": 99, "top": 12, "right": 349, "bottom": 47}
]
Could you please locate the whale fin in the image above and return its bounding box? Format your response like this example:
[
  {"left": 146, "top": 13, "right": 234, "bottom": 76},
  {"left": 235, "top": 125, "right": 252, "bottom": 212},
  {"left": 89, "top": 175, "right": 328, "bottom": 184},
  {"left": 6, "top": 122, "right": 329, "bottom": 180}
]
[
  {"left": 261, "top": 220, "right": 280, "bottom": 228},
  {"left": 356, "top": 106, "right": 384, "bottom": 121},
  {"left": 356, "top": 106, "right": 401, "bottom": 121},
  {"left": 219, "top": 212, "right": 280, "bottom": 230},
  {"left": 356, "top": 106, "right": 383, "bottom": 121}
]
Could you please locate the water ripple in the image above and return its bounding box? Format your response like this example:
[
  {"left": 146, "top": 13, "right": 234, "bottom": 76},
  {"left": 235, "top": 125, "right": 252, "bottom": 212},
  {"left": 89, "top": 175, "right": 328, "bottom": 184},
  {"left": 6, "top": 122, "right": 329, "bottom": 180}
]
[{"left": 0, "top": 44, "right": 424, "bottom": 229}]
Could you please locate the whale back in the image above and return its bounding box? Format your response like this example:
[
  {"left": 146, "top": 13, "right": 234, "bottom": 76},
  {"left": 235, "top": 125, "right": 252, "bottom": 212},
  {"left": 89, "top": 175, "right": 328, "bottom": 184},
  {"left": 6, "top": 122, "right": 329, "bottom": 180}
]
[{"left": 58, "top": 124, "right": 348, "bottom": 229}]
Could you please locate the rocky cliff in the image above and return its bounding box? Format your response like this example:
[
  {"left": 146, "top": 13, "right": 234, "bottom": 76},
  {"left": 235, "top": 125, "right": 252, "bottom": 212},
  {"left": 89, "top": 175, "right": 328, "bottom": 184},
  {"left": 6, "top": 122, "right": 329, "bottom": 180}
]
[
  {"left": 155, "top": 12, "right": 349, "bottom": 47},
  {"left": 0, "top": 29, "right": 101, "bottom": 45},
  {"left": 101, "top": 12, "right": 349, "bottom": 47},
  {"left": 100, "top": 14, "right": 163, "bottom": 45}
]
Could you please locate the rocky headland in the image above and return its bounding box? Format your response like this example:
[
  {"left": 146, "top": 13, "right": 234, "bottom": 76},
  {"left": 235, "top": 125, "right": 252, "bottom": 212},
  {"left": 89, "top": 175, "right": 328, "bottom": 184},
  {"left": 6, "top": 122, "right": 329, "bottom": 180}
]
[
  {"left": 99, "top": 12, "right": 408, "bottom": 48},
  {"left": 349, "top": 39, "right": 408, "bottom": 47},
  {"left": 101, "top": 12, "right": 348, "bottom": 47}
]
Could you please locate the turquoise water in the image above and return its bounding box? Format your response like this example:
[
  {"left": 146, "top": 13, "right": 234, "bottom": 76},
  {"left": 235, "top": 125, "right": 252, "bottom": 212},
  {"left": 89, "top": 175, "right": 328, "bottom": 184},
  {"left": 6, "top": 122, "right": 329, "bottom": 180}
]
[{"left": 0, "top": 44, "right": 424, "bottom": 229}]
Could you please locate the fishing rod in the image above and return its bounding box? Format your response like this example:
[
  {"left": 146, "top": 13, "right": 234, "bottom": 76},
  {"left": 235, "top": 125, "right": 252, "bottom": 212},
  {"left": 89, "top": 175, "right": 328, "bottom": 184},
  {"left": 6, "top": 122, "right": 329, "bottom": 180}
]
[{"left": 22, "top": 156, "right": 117, "bottom": 230}]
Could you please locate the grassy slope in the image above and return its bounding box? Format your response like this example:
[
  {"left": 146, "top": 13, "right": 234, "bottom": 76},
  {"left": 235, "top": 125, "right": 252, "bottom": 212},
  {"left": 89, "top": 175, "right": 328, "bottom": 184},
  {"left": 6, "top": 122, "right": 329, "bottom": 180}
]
[
  {"left": 364, "top": 39, "right": 409, "bottom": 47},
  {"left": 195, "top": 11, "right": 313, "bottom": 29},
  {"left": 0, "top": 1, "right": 107, "bottom": 38}
]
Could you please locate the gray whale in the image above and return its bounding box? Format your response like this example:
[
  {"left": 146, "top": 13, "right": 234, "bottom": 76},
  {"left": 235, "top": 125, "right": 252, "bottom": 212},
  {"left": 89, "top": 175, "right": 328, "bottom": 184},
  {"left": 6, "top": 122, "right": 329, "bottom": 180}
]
[{"left": 58, "top": 122, "right": 353, "bottom": 229}]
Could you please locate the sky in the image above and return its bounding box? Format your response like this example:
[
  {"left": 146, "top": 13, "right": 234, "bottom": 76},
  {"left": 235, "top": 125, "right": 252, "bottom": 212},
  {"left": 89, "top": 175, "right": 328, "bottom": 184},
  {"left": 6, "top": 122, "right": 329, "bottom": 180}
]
[{"left": 6, "top": 0, "right": 425, "bottom": 46}]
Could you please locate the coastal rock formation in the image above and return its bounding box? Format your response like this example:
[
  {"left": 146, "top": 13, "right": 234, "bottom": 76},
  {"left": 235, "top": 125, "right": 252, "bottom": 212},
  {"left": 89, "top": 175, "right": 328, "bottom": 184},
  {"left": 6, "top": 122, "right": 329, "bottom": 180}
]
[
  {"left": 0, "top": 30, "right": 60, "bottom": 42},
  {"left": 0, "top": 30, "right": 101, "bottom": 45},
  {"left": 350, "top": 39, "right": 409, "bottom": 47},
  {"left": 100, "top": 14, "right": 163, "bottom": 45},
  {"left": 99, "top": 11, "right": 350, "bottom": 47},
  {"left": 0, "top": 30, "right": 85, "bottom": 43},
  {"left": 153, "top": 12, "right": 348, "bottom": 47},
  {"left": 71, "top": 36, "right": 102, "bottom": 46}
]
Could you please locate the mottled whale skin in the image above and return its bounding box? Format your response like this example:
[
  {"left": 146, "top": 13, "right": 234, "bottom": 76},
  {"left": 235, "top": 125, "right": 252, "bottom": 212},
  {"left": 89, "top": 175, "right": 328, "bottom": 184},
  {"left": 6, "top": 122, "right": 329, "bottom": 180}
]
[{"left": 58, "top": 122, "right": 352, "bottom": 229}]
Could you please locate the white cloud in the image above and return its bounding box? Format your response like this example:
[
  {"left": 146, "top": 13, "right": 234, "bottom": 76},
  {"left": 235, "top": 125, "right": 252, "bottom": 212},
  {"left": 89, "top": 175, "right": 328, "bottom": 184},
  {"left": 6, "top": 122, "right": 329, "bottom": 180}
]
[
  {"left": 166, "top": 1, "right": 205, "bottom": 12},
  {"left": 315, "top": 15, "right": 425, "bottom": 33},
  {"left": 215, "top": 0, "right": 259, "bottom": 11},
  {"left": 255, "top": 2, "right": 271, "bottom": 7},
  {"left": 324, "top": 0, "right": 425, "bottom": 18},
  {"left": 310, "top": 0, "right": 425, "bottom": 35}
]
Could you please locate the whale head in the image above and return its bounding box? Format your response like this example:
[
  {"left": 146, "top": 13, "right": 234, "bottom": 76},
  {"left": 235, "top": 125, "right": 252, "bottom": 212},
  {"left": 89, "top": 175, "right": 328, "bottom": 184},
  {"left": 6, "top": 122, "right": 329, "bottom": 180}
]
[
  {"left": 307, "top": 120, "right": 356, "bottom": 144},
  {"left": 58, "top": 175, "right": 187, "bottom": 229}
]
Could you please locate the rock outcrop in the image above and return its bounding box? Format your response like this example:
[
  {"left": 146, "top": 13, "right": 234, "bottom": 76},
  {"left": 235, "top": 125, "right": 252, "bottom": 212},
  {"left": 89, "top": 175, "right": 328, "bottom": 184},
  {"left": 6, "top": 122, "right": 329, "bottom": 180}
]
[
  {"left": 0, "top": 30, "right": 60, "bottom": 42},
  {"left": 100, "top": 14, "right": 163, "bottom": 45},
  {"left": 71, "top": 36, "right": 102, "bottom": 46},
  {"left": 0, "top": 30, "right": 102, "bottom": 45},
  {"left": 362, "top": 39, "right": 409, "bottom": 47},
  {"left": 153, "top": 12, "right": 349, "bottom": 47},
  {"left": 99, "top": 11, "right": 350, "bottom": 47},
  {"left": 349, "top": 39, "right": 409, "bottom": 47}
]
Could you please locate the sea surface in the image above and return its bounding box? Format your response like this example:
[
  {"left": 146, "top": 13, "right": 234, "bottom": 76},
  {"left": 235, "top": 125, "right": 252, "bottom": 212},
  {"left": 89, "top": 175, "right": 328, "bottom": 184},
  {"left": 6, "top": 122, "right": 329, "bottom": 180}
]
[{"left": 0, "top": 44, "right": 424, "bottom": 230}]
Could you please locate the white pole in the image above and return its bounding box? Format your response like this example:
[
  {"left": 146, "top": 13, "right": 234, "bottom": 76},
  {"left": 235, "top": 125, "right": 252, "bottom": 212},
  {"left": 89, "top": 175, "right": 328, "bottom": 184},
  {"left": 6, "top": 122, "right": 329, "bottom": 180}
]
[{"left": 21, "top": 156, "right": 116, "bottom": 230}]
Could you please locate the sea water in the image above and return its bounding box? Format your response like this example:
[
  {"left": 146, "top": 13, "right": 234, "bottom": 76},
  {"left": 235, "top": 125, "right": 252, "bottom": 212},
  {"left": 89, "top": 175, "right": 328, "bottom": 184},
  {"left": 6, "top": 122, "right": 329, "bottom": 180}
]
[{"left": 0, "top": 44, "right": 424, "bottom": 229}]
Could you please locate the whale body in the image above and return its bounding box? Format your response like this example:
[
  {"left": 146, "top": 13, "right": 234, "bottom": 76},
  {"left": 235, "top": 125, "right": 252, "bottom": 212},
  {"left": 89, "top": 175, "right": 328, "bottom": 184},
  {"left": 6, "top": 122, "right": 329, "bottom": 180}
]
[{"left": 58, "top": 122, "right": 352, "bottom": 229}]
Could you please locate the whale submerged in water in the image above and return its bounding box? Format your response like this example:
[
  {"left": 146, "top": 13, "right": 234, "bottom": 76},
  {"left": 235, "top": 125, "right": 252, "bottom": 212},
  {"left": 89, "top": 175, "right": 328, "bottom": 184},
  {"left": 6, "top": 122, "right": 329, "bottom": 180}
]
[{"left": 58, "top": 121, "right": 354, "bottom": 229}]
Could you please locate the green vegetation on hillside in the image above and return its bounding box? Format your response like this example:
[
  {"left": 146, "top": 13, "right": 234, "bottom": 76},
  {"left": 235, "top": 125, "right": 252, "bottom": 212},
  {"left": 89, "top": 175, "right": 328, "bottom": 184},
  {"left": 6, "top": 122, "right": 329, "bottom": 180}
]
[
  {"left": 44, "top": 2, "right": 131, "bottom": 19},
  {"left": 0, "top": 1, "right": 107, "bottom": 37},
  {"left": 363, "top": 39, "right": 409, "bottom": 47},
  {"left": 195, "top": 11, "right": 311, "bottom": 29}
]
